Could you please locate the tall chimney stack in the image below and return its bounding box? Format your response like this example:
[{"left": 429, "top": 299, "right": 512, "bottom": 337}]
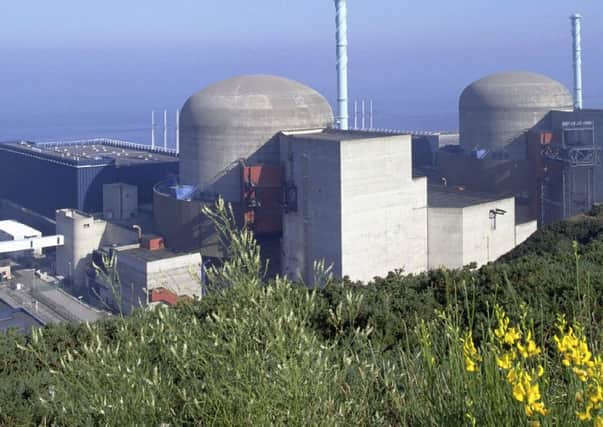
[
  {"left": 334, "top": 0, "right": 349, "bottom": 130},
  {"left": 571, "top": 13, "right": 583, "bottom": 110}
]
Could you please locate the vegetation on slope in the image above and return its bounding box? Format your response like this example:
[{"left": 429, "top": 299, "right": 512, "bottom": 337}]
[{"left": 2, "top": 202, "right": 603, "bottom": 425}]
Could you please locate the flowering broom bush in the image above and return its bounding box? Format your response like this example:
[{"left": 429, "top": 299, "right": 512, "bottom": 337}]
[{"left": 2, "top": 202, "right": 603, "bottom": 425}]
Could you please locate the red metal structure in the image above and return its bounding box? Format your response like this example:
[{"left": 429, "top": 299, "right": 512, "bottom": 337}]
[
  {"left": 140, "top": 235, "right": 165, "bottom": 251},
  {"left": 149, "top": 287, "right": 178, "bottom": 306},
  {"left": 241, "top": 165, "right": 284, "bottom": 235}
]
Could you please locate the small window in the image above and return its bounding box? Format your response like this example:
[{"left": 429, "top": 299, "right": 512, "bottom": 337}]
[{"left": 83, "top": 224, "right": 90, "bottom": 229}]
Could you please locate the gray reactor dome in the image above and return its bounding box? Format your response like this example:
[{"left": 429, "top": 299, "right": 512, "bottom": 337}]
[
  {"left": 459, "top": 71, "right": 573, "bottom": 153},
  {"left": 179, "top": 74, "right": 334, "bottom": 201}
]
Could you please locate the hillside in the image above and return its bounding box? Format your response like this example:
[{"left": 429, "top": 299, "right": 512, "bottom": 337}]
[{"left": 2, "top": 204, "right": 603, "bottom": 426}]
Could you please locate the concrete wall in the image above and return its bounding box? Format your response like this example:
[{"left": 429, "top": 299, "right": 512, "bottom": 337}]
[
  {"left": 428, "top": 207, "right": 463, "bottom": 269},
  {"left": 340, "top": 135, "right": 427, "bottom": 280},
  {"left": 428, "top": 197, "right": 518, "bottom": 269},
  {"left": 103, "top": 183, "right": 138, "bottom": 220},
  {"left": 153, "top": 187, "right": 237, "bottom": 256},
  {"left": 280, "top": 136, "right": 341, "bottom": 283},
  {"left": 109, "top": 250, "right": 202, "bottom": 314},
  {"left": 56, "top": 210, "right": 138, "bottom": 287},
  {"left": 56, "top": 210, "right": 107, "bottom": 287},
  {"left": 281, "top": 132, "right": 427, "bottom": 284},
  {"left": 515, "top": 220, "right": 537, "bottom": 246},
  {"left": 461, "top": 197, "right": 516, "bottom": 266}
]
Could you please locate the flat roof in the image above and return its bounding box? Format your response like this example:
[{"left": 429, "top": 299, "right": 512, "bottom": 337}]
[
  {"left": 0, "top": 139, "right": 177, "bottom": 167},
  {"left": 282, "top": 128, "right": 405, "bottom": 142},
  {"left": 0, "top": 299, "right": 43, "bottom": 333},
  {"left": 0, "top": 220, "right": 41, "bottom": 238},
  {"left": 428, "top": 185, "right": 510, "bottom": 208},
  {"left": 119, "top": 247, "right": 197, "bottom": 262}
]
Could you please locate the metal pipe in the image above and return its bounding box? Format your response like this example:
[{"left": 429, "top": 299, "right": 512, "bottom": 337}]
[
  {"left": 571, "top": 13, "right": 583, "bottom": 110},
  {"left": 151, "top": 110, "right": 155, "bottom": 148},
  {"left": 176, "top": 109, "right": 180, "bottom": 154},
  {"left": 163, "top": 109, "right": 168, "bottom": 149},
  {"left": 354, "top": 100, "right": 358, "bottom": 130},
  {"left": 334, "top": 0, "right": 349, "bottom": 130},
  {"left": 369, "top": 99, "right": 374, "bottom": 129}
]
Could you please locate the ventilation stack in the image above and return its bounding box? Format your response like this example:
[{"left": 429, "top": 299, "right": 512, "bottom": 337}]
[
  {"left": 571, "top": 13, "right": 583, "bottom": 110},
  {"left": 334, "top": 0, "right": 349, "bottom": 130}
]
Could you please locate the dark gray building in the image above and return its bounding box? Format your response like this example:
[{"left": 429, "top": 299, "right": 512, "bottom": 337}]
[{"left": 0, "top": 139, "right": 178, "bottom": 217}]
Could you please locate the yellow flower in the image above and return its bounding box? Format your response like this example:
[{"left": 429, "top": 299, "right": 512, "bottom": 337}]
[
  {"left": 497, "top": 351, "right": 516, "bottom": 370},
  {"left": 465, "top": 358, "right": 477, "bottom": 373},
  {"left": 462, "top": 332, "right": 481, "bottom": 373},
  {"left": 536, "top": 365, "right": 544, "bottom": 378},
  {"left": 573, "top": 367, "right": 589, "bottom": 382},
  {"left": 513, "top": 381, "right": 526, "bottom": 403},
  {"left": 577, "top": 405, "right": 593, "bottom": 421},
  {"left": 595, "top": 416, "right": 603, "bottom": 427},
  {"left": 504, "top": 327, "right": 522, "bottom": 346},
  {"left": 527, "top": 401, "right": 547, "bottom": 417},
  {"left": 507, "top": 367, "right": 519, "bottom": 384}
]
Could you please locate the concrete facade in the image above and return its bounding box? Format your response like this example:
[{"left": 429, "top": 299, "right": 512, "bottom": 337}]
[
  {"left": 281, "top": 130, "right": 427, "bottom": 283},
  {"left": 94, "top": 247, "right": 201, "bottom": 314},
  {"left": 0, "top": 220, "right": 43, "bottom": 257},
  {"left": 427, "top": 194, "right": 535, "bottom": 269},
  {"left": 56, "top": 210, "right": 138, "bottom": 287},
  {"left": 459, "top": 72, "right": 573, "bottom": 155},
  {"left": 103, "top": 183, "right": 138, "bottom": 220},
  {"left": 178, "top": 75, "right": 333, "bottom": 202}
]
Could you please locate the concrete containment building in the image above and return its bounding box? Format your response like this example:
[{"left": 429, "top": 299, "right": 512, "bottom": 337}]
[
  {"left": 155, "top": 74, "right": 333, "bottom": 252},
  {"left": 150, "top": 73, "right": 535, "bottom": 285},
  {"left": 178, "top": 75, "right": 334, "bottom": 201},
  {"left": 459, "top": 72, "right": 573, "bottom": 156},
  {"left": 442, "top": 70, "right": 603, "bottom": 225}
]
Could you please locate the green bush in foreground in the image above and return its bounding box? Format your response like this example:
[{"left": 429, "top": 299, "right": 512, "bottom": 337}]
[{"left": 2, "top": 203, "right": 603, "bottom": 425}]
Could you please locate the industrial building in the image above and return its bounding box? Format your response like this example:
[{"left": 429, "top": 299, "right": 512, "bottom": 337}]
[
  {"left": 151, "top": 74, "right": 535, "bottom": 284},
  {"left": 0, "top": 299, "right": 44, "bottom": 333},
  {"left": 439, "top": 71, "right": 603, "bottom": 225},
  {"left": 0, "top": 220, "right": 43, "bottom": 257},
  {"left": 154, "top": 75, "right": 334, "bottom": 254},
  {"left": 55, "top": 209, "right": 139, "bottom": 287},
  {"left": 3, "top": 2, "right": 597, "bottom": 309},
  {"left": 0, "top": 139, "right": 178, "bottom": 217},
  {"left": 90, "top": 238, "right": 202, "bottom": 314}
]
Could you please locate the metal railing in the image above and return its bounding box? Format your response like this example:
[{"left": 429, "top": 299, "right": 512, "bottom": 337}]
[{"left": 35, "top": 138, "right": 178, "bottom": 156}]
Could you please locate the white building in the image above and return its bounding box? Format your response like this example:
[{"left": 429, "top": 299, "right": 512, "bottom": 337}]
[
  {"left": 427, "top": 188, "right": 535, "bottom": 269},
  {"left": 279, "top": 129, "right": 536, "bottom": 284},
  {"left": 55, "top": 209, "right": 138, "bottom": 287},
  {"left": 91, "top": 244, "right": 202, "bottom": 314},
  {"left": 0, "top": 220, "right": 43, "bottom": 257}
]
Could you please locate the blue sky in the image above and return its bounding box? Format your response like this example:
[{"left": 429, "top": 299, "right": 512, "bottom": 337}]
[{"left": 1, "top": 1, "right": 602, "bottom": 141}]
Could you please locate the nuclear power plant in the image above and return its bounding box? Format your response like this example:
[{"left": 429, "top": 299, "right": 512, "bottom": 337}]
[{"left": 1, "top": 4, "right": 602, "bottom": 329}]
